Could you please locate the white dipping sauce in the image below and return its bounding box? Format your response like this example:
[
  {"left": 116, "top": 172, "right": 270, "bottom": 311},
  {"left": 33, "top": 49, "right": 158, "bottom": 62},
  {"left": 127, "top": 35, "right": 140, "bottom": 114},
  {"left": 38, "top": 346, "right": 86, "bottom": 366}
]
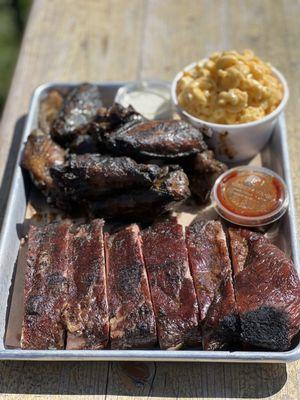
[{"left": 115, "top": 81, "right": 172, "bottom": 120}]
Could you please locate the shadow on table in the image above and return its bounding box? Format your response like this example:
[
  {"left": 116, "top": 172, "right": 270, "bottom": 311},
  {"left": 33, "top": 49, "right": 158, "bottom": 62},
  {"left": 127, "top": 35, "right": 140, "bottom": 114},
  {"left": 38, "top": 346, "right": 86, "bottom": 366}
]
[
  {"left": 0, "top": 361, "right": 287, "bottom": 397},
  {"left": 0, "top": 116, "right": 27, "bottom": 230}
]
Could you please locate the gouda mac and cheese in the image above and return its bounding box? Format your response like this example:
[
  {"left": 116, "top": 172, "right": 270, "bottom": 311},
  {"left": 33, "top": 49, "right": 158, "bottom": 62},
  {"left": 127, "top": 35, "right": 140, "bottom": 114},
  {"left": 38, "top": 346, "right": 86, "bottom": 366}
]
[{"left": 176, "top": 50, "right": 284, "bottom": 124}]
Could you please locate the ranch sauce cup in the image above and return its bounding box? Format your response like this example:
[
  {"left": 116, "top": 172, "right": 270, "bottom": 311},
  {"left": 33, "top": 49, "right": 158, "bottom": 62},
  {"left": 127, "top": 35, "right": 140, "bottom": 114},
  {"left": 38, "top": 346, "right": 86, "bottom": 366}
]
[{"left": 115, "top": 81, "right": 172, "bottom": 120}]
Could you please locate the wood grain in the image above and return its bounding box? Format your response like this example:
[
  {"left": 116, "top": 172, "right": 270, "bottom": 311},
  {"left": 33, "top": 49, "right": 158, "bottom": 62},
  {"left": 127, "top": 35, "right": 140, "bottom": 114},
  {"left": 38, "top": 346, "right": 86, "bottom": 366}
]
[{"left": 0, "top": 0, "right": 299, "bottom": 399}]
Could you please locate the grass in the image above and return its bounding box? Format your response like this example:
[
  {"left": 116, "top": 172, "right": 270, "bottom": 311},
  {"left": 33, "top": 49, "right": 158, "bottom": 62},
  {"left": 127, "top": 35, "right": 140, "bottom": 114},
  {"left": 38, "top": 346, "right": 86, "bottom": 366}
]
[{"left": 0, "top": 0, "right": 32, "bottom": 113}]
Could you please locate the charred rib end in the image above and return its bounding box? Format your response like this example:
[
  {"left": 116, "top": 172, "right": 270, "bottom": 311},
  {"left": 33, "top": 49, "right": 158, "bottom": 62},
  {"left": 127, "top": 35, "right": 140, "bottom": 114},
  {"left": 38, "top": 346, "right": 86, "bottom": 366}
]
[{"left": 240, "top": 306, "right": 290, "bottom": 351}]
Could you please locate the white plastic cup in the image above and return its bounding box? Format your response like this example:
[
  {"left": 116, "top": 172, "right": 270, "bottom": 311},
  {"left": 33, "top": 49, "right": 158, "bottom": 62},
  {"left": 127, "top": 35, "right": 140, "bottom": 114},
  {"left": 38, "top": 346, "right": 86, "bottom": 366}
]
[
  {"left": 115, "top": 80, "right": 172, "bottom": 120},
  {"left": 171, "top": 61, "right": 289, "bottom": 163}
]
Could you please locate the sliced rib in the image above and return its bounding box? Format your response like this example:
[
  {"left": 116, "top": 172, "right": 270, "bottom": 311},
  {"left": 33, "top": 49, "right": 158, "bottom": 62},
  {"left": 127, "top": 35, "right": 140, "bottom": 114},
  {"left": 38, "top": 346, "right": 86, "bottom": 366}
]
[
  {"left": 105, "top": 224, "right": 157, "bottom": 349},
  {"left": 186, "top": 220, "right": 238, "bottom": 350},
  {"left": 229, "top": 228, "right": 300, "bottom": 351},
  {"left": 142, "top": 218, "right": 200, "bottom": 349},
  {"left": 64, "top": 219, "right": 109, "bottom": 349},
  {"left": 21, "top": 220, "right": 72, "bottom": 349}
]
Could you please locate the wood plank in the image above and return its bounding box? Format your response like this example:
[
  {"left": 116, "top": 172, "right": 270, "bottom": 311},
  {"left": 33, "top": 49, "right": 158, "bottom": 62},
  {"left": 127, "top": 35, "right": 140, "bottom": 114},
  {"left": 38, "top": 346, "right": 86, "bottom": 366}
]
[
  {"left": 0, "top": 361, "right": 108, "bottom": 397},
  {"left": 0, "top": 360, "right": 293, "bottom": 398},
  {"left": 0, "top": 0, "right": 299, "bottom": 399}
]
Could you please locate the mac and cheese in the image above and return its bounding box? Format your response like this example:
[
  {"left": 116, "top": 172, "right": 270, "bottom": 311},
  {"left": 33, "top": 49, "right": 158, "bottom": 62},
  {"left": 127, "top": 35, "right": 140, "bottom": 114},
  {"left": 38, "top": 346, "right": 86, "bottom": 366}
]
[{"left": 176, "top": 50, "right": 283, "bottom": 124}]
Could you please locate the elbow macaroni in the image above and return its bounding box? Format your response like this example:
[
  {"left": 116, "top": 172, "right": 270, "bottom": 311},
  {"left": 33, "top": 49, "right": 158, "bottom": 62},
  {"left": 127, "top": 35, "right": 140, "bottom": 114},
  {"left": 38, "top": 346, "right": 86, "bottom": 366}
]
[{"left": 176, "top": 50, "right": 283, "bottom": 124}]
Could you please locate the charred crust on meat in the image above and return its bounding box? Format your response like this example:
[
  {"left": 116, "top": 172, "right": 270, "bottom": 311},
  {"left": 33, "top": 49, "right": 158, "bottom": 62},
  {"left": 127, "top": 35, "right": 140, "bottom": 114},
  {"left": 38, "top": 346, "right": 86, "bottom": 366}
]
[
  {"left": 46, "top": 272, "right": 69, "bottom": 287},
  {"left": 203, "top": 313, "right": 240, "bottom": 350},
  {"left": 219, "top": 314, "right": 240, "bottom": 341},
  {"left": 240, "top": 306, "right": 290, "bottom": 351},
  {"left": 89, "top": 166, "right": 190, "bottom": 220},
  {"left": 69, "top": 134, "right": 99, "bottom": 154},
  {"left": 90, "top": 103, "right": 145, "bottom": 149},
  {"left": 184, "top": 150, "right": 228, "bottom": 204},
  {"left": 105, "top": 119, "right": 207, "bottom": 160},
  {"left": 105, "top": 224, "right": 157, "bottom": 349},
  {"left": 229, "top": 228, "right": 300, "bottom": 350},
  {"left": 21, "top": 129, "right": 65, "bottom": 193},
  {"left": 25, "top": 295, "right": 45, "bottom": 315},
  {"left": 142, "top": 218, "right": 200, "bottom": 349},
  {"left": 51, "top": 83, "right": 104, "bottom": 146},
  {"left": 50, "top": 154, "right": 164, "bottom": 202},
  {"left": 114, "top": 261, "right": 143, "bottom": 295}
]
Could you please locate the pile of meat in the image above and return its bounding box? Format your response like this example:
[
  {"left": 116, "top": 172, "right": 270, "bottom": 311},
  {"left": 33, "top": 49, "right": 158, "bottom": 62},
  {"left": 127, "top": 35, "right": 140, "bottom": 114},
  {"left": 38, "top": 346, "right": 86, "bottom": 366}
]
[
  {"left": 21, "top": 83, "right": 227, "bottom": 219},
  {"left": 21, "top": 217, "right": 300, "bottom": 351}
]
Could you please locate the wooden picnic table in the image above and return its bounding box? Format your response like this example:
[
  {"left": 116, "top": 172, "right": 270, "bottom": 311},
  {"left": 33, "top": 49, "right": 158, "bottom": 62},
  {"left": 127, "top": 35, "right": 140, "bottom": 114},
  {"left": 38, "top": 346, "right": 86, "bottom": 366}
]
[{"left": 0, "top": 0, "right": 299, "bottom": 398}]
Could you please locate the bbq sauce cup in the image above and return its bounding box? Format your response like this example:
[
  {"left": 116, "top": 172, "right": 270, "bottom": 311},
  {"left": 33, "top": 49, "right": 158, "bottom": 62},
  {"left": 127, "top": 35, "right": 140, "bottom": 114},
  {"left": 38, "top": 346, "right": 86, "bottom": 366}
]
[{"left": 211, "top": 166, "right": 289, "bottom": 227}]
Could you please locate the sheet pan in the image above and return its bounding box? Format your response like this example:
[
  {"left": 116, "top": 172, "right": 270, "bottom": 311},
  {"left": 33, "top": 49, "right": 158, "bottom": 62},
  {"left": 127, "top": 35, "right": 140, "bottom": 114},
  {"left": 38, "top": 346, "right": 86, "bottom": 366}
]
[{"left": 0, "top": 82, "right": 299, "bottom": 362}]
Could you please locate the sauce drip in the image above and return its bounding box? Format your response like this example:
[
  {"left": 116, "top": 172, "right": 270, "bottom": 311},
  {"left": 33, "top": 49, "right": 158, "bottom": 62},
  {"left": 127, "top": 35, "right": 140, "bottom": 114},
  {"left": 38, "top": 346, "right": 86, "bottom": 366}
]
[{"left": 217, "top": 170, "right": 284, "bottom": 217}]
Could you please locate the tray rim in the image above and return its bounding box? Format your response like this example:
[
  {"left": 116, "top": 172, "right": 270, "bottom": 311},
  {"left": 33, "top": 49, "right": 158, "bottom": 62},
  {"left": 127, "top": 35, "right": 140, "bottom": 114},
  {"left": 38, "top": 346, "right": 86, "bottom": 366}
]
[{"left": 0, "top": 81, "right": 299, "bottom": 362}]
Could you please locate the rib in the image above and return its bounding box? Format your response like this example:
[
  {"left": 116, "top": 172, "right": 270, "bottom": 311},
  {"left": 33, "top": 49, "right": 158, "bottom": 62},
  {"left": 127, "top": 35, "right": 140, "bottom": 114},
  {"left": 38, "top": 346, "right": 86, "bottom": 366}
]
[
  {"left": 186, "top": 220, "right": 233, "bottom": 321},
  {"left": 63, "top": 220, "right": 109, "bottom": 349},
  {"left": 21, "top": 220, "right": 72, "bottom": 349},
  {"left": 229, "top": 228, "right": 300, "bottom": 351},
  {"left": 90, "top": 165, "right": 190, "bottom": 220},
  {"left": 105, "top": 120, "right": 207, "bottom": 160},
  {"left": 142, "top": 218, "right": 200, "bottom": 349},
  {"left": 201, "top": 276, "right": 238, "bottom": 350},
  {"left": 50, "top": 154, "right": 164, "bottom": 202},
  {"left": 105, "top": 224, "right": 157, "bottom": 349},
  {"left": 186, "top": 220, "right": 238, "bottom": 350}
]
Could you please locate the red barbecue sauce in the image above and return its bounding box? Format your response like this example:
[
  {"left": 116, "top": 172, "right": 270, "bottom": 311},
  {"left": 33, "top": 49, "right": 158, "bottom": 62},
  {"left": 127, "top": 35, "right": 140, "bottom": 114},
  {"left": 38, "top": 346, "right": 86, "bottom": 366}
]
[{"left": 217, "top": 170, "right": 284, "bottom": 218}]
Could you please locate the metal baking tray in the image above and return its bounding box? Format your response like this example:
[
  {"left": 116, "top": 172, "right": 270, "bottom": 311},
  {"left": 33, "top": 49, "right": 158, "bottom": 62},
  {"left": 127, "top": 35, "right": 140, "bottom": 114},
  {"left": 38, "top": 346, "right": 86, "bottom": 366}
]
[{"left": 0, "top": 82, "right": 299, "bottom": 362}]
